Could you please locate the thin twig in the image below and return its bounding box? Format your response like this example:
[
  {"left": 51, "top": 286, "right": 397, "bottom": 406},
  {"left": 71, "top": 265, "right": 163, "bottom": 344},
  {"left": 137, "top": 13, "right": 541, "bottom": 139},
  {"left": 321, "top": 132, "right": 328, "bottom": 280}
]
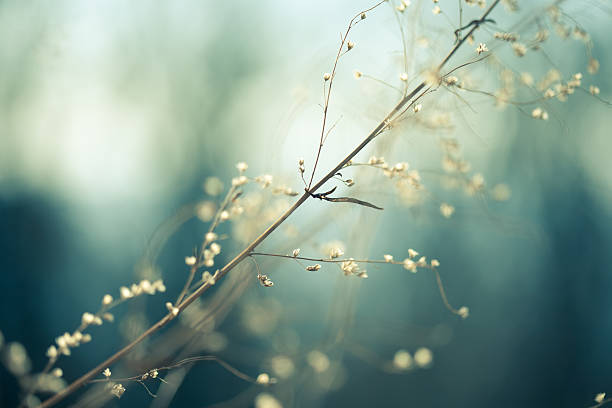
[
  {"left": 250, "top": 251, "right": 463, "bottom": 316},
  {"left": 88, "top": 356, "right": 257, "bottom": 385},
  {"left": 307, "top": 1, "right": 387, "bottom": 190}
]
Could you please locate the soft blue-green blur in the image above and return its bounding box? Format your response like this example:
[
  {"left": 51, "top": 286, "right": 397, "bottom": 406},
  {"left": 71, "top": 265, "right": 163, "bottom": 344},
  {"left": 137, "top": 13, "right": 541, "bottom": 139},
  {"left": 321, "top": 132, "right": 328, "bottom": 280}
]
[{"left": 1, "top": 1, "right": 611, "bottom": 407}]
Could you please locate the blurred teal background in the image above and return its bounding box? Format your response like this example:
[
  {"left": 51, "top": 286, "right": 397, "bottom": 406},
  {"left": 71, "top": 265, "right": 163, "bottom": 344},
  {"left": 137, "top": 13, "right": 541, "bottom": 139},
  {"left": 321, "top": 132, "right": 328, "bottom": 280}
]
[{"left": 1, "top": 0, "right": 611, "bottom": 407}]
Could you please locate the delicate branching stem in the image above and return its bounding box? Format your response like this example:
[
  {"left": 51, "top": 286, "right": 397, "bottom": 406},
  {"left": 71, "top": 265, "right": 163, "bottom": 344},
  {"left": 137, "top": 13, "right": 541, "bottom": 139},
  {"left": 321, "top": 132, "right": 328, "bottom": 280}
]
[
  {"left": 39, "top": 2, "right": 500, "bottom": 406},
  {"left": 252, "top": 251, "right": 408, "bottom": 266},
  {"left": 88, "top": 356, "right": 257, "bottom": 385},
  {"left": 176, "top": 185, "right": 237, "bottom": 305},
  {"left": 250, "top": 252, "right": 462, "bottom": 316},
  {"left": 307, "top": 1, "right": 386, "bottom": 190}
]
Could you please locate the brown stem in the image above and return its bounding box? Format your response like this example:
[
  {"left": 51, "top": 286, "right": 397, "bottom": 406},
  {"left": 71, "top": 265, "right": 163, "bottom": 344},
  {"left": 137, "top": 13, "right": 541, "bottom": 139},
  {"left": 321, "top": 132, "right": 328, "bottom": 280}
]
[{"left": 39, "top": 2, "right": 500, "bottom": 406}]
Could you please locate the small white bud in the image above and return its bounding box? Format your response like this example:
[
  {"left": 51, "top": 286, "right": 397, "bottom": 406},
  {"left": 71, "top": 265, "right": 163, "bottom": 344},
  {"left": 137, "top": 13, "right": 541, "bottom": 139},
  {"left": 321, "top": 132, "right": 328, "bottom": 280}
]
[
  {"left": 232, "top": 176, "right": 248, "bottom": 187},
  {"left": 81, "top": 312, "right": 95, "bottom": 326},
  {"left": 236, "top": 162, "right": 248, "bottom": 172},
  {"left": 403, "top": 258, "right": 417, "bottom": 272},
  {"left": 120, "top": 286, "right": 132, "bottom": 299},
  {"left": 476, "top": 42, "right": 488, "bottom": 54},
  {"left": 203, "top": 271, "right": 216, "bottom": 285},
  {"left": 103, "top": 368, "right": 111, "bottom": 377},
  {"left": 165, "top": 302, "right": 179, "bottom": 316},
  {"left": 185, "top": 256, "right": 197, "bottom": 266},
  {"left": 111, "top": 383, "right": 125, "bottom": 399},
  {"left": 46, "top": 345, "right": 58, "bottom": 359},
  {"left": 256, "top": 373, "right": 271, "bottom": 385},
  {"left": 323, "top": 72, "right": 331, "bottom": 81}
]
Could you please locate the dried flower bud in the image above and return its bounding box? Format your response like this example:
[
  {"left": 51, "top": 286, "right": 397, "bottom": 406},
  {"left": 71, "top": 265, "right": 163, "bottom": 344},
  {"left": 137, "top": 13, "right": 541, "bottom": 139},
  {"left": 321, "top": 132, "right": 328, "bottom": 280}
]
[
  {"left": 165, "top": 302, "right": 179, "bottom": 316},
  {"left": 476, "top": 43, "right": 488, "bottom": 54},
  {"left": 531, "top": 107, "right": 549, "bottom": 120},
  {"left": 46, "top": 345, "right": 58, "bottom": 359},
  {"left": 111, "top": 383, "right": 125, "bottom": 399},
  {"left": 256, "top": 373, "right": 271, "bottom": 385},
  {"left": 232, "top": 176, "right": 248, "bottom": 187},
  {"left": 440, "top": 203, "right": 455, "bottom": 218},
  {"left": 102, "top": 294, "right": 113, "bottom": 306},
  {"left": 305, "top": 264, "right": 321, "bottom": 271},
  {"left": 81, "top": 312, "right": 95, "bottom": 326},
  {"left": 120, "top": 286, "right": 132, "bottom": 299},
  {"left": 512, "top": 42, "right": 527, "bottom": 57},
  {"left": 203, "top": 271, "right": 216, "bottom": 285},
  {"left": 236, "top": 162, "right": 248, "bottom": 172},
  {"left": 403, "top": 258, "right": 417, "bottom": 272}
]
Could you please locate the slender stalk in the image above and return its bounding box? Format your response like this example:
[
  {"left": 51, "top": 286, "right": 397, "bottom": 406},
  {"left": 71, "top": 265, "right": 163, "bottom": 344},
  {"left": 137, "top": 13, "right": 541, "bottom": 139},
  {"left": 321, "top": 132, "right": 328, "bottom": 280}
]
[
  {"left": 307, "top": 1, "right": 386, "bottom": 190},
  {"left": 39, "top": 2, "right": 500, "bottom": 406},
  {"left": 251, "top": 251, "right": 406, "bottom": 265},
  {"left": 176, "top": 185, "right": 237, "bottom": 305}
]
